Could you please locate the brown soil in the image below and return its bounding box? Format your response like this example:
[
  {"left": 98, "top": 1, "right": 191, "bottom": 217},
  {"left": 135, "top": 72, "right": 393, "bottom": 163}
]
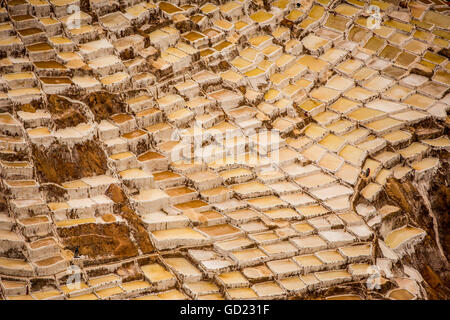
[
  {"left": 119, "top": 47, "right": 134, "bottom": 61},
  {"left": 0, "top": 194, "right": 8, "bottom": 213},
  {"left": 32, "top": 140, "right": 107, "bottom": 184},
  {"left": 84, "top": 91, "right": 126, "bottom": 122},
  {"left": 20, "top": 103, "right": 36, "bottom": 113},
  {"left": 296, "top": 281, "right": 393, "bottom": 300},
  {"left": 29, "top": 278, "right": 56, "bottom": 293},
  {"left": 119, "top": 205, "right": 154, "bottom": 254},
  {"left": 105, "top": 184, "right": 154, "bottom": 254},
  {"left": 41, "top": 183, "right": 67, "bottom": 202},
  {"left": 135, "top": 140, "right": 148, "bottom": 155},
  {"left": 102, "top": 214, "right": 116, "bottom": 223},
  {"left": 438, "top": 48, "right": 450, "bottom": 60},
  {"left": 57, "top": 222, "right": 138, "bottom": 259},
  {"left": 428, "top": 162, "right": 450, "bottom": 260},
  {"left": 17, "top": 100, "right": 40, "bottom": 114},
  {"left": 0, "top": 114, "right": 16, "bottom": 124},
  {"left": 47, "top": 95, "right": 87, "bottom": 130},
  {"left": 385, "top": 163, "right": 450, "bottom": 299},
  {"left": 106, "top": 184, "right": 127, "bottom": 204},
  {"left": 1, "top": 248, "right": 26, "bottom": 260},
  {"left": 385, "top": 178, "right": 414, "bottom": 214},
  {"left": 421, "top": 263, "right": 449, "bottom": 300}
]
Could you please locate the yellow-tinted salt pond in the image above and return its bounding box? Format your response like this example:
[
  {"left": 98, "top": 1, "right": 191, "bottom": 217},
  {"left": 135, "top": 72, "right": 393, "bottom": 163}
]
[
  {"left": 27, "top": 127, "right": 50, "bottom": 137},
  {"left": 326, "top": 294, "right": 362, "bottom": 300},
  {"left": 159, "top": 2, "right": 182, "bottom": 14},
  {"left": 34, "top": 60, "right": 66, "bottom": 69},
  {"left": 293, "top": 254, "right": 323, "bottom": 268},
  {"left": 174, "top": 200, "right": 208, "bottom": 211},
  {"left": 31, "top": 289, "right": 61, "bottom": 300},
  {"left": 218, "top": 271, "right": 248, "bottom": 285},
  {"left": 183, "top": 31, "right": 205, "bottom": 42},
  {"left": 55, "top": 218, "right": 96, "bottom": 227},
  {"left": 1, "top": 280, "right": 26, "bottom": 290},
  {"left": 88, "top": 274, "right": 120, "bottom": 287},
  {"left": 384, "top": 226, "right": 425, "bottom": 249},
  {"left": 231, "top": 247, "right": 267, "bottom": 261},
  {"left": 292, "top": 222, "right": 315, "bottom": 234},
  {"left": 296, "top": 205, "right": 328, "bottom": 218},
  {"left": 110, "top": 151, "right": 134, "bottom": 160},
  {"left": 141, "top": 263, "right": 174, "bottom": 282},
  {"left": 246, "top": 195, "right": 286, "bottom": 208},
  {"left": 40, "top": 77, "right": 72, "bottom": 84},
  {"left": 411, "top": 157, "right": 439, "bottom": 172},
  {"left": 3, "top": 73, "right": 35, "bottom": 85},
  {"left": 197, "top": 224, "right": 240, "bottom": 238},
  {"left": 250, "top": 11, "right": 273, "bottom": 23},
  {"left": 62, "top": 180, "right": 89, "bottom": 189},
  {"left": 164, "top": 257, "right": 202, "bottom": 276},
  {"left": 165, "top": 186, "right": 195, "bottom": 197},
  {"left": 26, "top": 42, "right": 53, "bottom": 52},
  {"left": 101, "top": 72, "right": 128, "bottom": 85},
  {"left": 0, "top": 257, "right": 33, "bottom": 270},
  {"left": 388, "top": 288, "right": 415, "bottom": 300},
  {"left": 152, "top": 170, "right": 180, "bottom": 181},
  {"left": 121, "top": 280, "right": 151, "bottom": 292},
  {"left": 95, "top": 286, "right": 124, "bottom": 299},
  {"left": 201, "top": 3, "right": 218, "bottom": 14},
  {"left": 227, "top": 287, "right": 258, "bottom": 299},
  {"left": 29, "top": 237, "right": 56, "bottom": 249},
  {"left": 5, "top": 179, "right": 36, "bottom": 187},
  {"left": 153, "top": 227, "right": 206, "bottom": 240},
  {"left": 0, "top": 36, "right": 22, "bottom": 46}
]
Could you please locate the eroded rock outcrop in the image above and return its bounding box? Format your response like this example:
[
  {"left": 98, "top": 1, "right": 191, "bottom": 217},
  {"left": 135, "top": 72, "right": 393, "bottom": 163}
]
[
  {"left": 378, "top": 155, "right": 449, "bottom": 299},
  {"left": 32, "top": 140, "right": 107, "bottom": 184},
  {"left": 106, "top": 184, "right": 154, "bottom": 255},
  {"left": 47, "top": 95, "right": 88, "bottom": 130},
  {"left": 84, "top": 91, "right": 127, "bottom": 122},
  {"left": 57, "top": 222, "right": 139, "bottom": 260}
]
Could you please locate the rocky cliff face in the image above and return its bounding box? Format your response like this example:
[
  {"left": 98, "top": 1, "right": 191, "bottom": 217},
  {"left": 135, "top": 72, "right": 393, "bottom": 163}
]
[
  {"left": 84, "top": 91, "right": 127, "bottom": 122},
  {"left": 299, "top": 155, "right": 449, "bottom": 300},
  {"left": 47, "top": 95, "right": 88, "bottom": 130},
  {"left": 375, "top": 152, "right": 449, "bottom": 300},
  {"left": 32, "top": 140, "right": 108, "bottom": 184},
  {"left": 407, "top": 157, "right": 449, "bottom": 299}
]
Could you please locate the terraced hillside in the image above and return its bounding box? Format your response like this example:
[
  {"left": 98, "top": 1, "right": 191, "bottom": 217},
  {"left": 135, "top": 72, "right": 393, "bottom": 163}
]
[{"left": 0, "top": 0, "right": 449, "bottom": 300}]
